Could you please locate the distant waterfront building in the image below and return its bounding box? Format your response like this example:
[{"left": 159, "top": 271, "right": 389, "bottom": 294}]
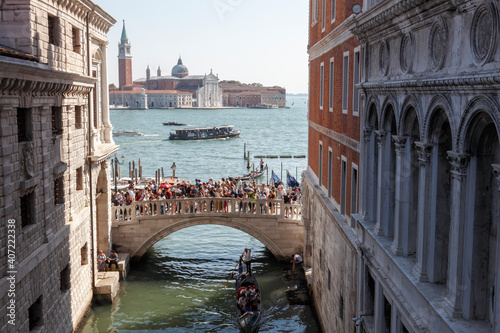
[
  {"left": 0, "top": 0, "right": 116, "bottom": 332},
  {"left": 220, "top": 82, "right": 286, "bottom": 108},
  {"left": 301, "top": 0, "right": 361, "bottom": 332},
  {"left": 110, "top": 22, "right": 221, "bottom": 109}
]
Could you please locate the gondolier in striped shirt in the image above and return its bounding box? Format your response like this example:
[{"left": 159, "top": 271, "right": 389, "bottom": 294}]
[{"left": 242, "top": 248, "right": 252, "bottom": 275}]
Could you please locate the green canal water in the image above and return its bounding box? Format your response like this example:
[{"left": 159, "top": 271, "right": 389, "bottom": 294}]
[{"left": 80, "top": 96, "right": 321, "bottom": 332}]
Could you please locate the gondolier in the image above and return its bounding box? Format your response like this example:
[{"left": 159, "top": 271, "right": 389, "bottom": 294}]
[
  {"left": 242, "top": 248, "right": 252, "bottom": 275},
  {"left": 235, "top": 254, "right": 261, "bottom": 332}
]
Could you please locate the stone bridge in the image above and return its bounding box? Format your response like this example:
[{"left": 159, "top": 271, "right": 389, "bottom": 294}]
[{"left": 111, "top": 197, "right": 304, "bottom": 260}]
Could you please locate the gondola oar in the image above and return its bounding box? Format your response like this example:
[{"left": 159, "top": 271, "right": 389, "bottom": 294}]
[{"left": 224, "top": 252, "right": 244, "bottom": 288}]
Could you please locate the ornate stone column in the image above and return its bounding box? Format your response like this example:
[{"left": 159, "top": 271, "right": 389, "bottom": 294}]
[
  {"left": 101, "top": 41, "right": 114, "bottom": 144},
  {"left": 445, "top": 150, "right": 470, "bottom": 318},
  {"left": 492, "top": 164, "right": 500, "bottom": 332},
  {"left": 361, "top": 127, "right": 374, "bottom": 221},
  {"left": 412, "top": 142, "right": 433, "bottom": 282},
  {"left": 391, "top": 136, "right": 409, "bottom": 255},
  {"left": 375, "top": 130, "right": 392, "bottom": 237}
]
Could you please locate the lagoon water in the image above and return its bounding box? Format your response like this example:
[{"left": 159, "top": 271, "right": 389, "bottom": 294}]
[{"left": 79, "top": 95, "right": 321, "bottom": 332}]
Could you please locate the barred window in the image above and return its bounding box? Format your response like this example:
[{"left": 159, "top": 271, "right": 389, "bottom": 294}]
[
  {"left": 72, "top": 26, "right": 81, "bottom": 53},
  {"left": 60, "top": 264, "right": 70, "bottom": 291},
  {"left": 75, "top": 105, "right": 82, "bottom": 129},
  {"left": 81, "top": 243, "right": 88, "bottom": 265},
  {"left": 17, "top": 108, "right": 32, "bottom": 142},
  {"left": 76, "top": 167, "right": 83, "bottom": 191},
  {"left": 29, "top": 296, "right": 43, "bottom": 330},
  {"left": 48, "top": 15, "right": 59, "bottom": 46},
  {"left": 52, "top": 106, "right": 63, "bottom": 135},
  {"left": 54, "top": 177, "right": 64, "bottom": 205},
  {"left": 21, "top": 192, "right": 34, "bottom": 228}
]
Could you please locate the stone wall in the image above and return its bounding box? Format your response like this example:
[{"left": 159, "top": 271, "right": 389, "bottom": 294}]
[
  {"left": 0, "top": 1, "right": 116, "bottom": 332},
  {"left": 302, "top": 170, "right": 358, "bottom": 333}
]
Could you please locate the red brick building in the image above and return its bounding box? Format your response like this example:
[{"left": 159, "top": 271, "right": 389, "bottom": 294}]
[
  {"left": 220, "top": 82, "right": 286, "bottom": 108},
  {"left": 301, "top": 1, "right": 362, "bottom": 331},
  {"left": 118, "top": 20, "right": 133, "bottom": 89}
]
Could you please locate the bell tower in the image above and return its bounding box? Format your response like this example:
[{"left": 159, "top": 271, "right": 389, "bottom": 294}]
[{"left": 118, "top": 20, "right": 133, "bottom": 89}]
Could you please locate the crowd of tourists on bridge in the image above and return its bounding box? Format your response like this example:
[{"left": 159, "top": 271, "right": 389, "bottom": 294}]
[{"left": 111, "top": 176, "right": 301, "bottom": 218}]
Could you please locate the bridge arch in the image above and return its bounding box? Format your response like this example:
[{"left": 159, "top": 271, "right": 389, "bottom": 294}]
[
  {"left": 111, "top": 197, "right": 304, "bottom": 261},
  {"left": 134, "top": 216, "right": 285, "bottom": 259}
]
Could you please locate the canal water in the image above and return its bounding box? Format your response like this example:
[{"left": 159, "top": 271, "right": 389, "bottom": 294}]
[{"left": 80, "top": 96, "right": 321, "bottom": 332}]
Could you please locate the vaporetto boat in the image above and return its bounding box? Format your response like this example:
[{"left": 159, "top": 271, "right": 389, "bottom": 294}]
[{"left": 168, "top": 125, "right": 241, "bottom": 140}]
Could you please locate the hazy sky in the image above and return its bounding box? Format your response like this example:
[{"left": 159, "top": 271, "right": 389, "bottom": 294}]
[{"left": 94, "top": 0, "right": 309, "bottom": 94}]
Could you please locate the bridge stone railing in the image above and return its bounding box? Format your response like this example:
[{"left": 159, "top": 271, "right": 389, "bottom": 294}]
[{"left": 112, "top": 197, "right": 301, "bottom": 224}]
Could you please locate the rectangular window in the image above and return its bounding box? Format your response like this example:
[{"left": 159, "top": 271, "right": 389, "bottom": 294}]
[
  {"left": 48, "top": 15, "right": 59, "bottom": 46},
  {"left": 329, "top": 58, "right": 334, "bottom": 112},
  {"left": 60, "top": 264, "right": 70, "bottom": 291},
  {"left": 54, "top": 177, "right": 64, "bottom": 205},
  {"left": 319, "top": 142, "right": 323, "bottom": 186},
  {"left": 321, "top": 0, "right": 326, "bottom": 31},
  {"left": 81, "top": 243, "right": 88, "bottom": 265},
  {"left": 331, "top": 0, "right": 336, "bottom": 23},
  {"left": 76, "top": 167, "right": 83, "bottom": 191},
  {"left": 341, "top": 157, "right": 347, "bottom": 215},
  {"left": 52, "top": 106, "right": 63, "bottom": 135},
  {"left": 311, "top": 0, "right": 319, "bottom": 26},
  {"left": 17, "top": 108, "right": 32, "bottom": 142},
  {"left": 75, "top": 105, "right": 82, "bottom": 129},
  {"left": 328, "top": 148, "right": 332, "bottom": 198},
  {"left": 29, "top": 296, "right": 43, "bottom": 331},
  {"left": 351, "top": 164, "right": 358, "bottom": 215},
  {"left": 320, "top": 62, "right": 324, "bottom": 110},
  {"left": 21, "top": 192, "right": 34, "bottom": 228},
  {"left": 72, "top": 26, "right": 81, "bottom": 53},
  {"left": 342, "top": 52, "right": 349, "bottom": 113},
  {"left": 353, "top": 48, "right": 361, "bottom": 115}
]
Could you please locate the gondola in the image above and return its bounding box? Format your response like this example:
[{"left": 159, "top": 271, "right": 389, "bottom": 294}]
[
  {"left": 241, "top": 165, "right": 268, "bottom": 181},
  {"left": 235, "top": 260, "right": 261, "bottom": 332}
]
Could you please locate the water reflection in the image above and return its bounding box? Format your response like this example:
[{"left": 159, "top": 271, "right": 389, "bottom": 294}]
[{"left": 80, "top": 225, "right": 320, "bottom": 332}]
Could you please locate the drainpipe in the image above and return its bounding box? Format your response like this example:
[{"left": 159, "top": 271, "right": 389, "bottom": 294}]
[{"left": 86, "top": 8, "right": 96, "bottom": 289}]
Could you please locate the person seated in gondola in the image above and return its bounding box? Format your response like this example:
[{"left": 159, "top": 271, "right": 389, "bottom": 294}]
[
  {"left": 242, "top": 300, "right": 253, "bottom": 314},
  {"left": 237, "top": 286, "right": 247, "bottom": 298},
  {"left": 248, "top": 289, "right": 260, "bottom": 311},
  {"left": 238, "top": 295, "right": 246, "bottom": 310}
]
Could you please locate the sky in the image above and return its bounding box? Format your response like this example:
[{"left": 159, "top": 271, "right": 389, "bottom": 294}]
[{"left": 93, "top": 0, "right": 309, "bottom": 94}]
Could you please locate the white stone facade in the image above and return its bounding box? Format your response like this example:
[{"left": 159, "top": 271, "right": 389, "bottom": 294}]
[
  {"left": 0, "top": 1, "right": 116, "bottom": 332},
  {"left": 351, "top": 0, "right": 500, "bottom": 332},
  {"left": 196, "top": 73, "right": 223, "bottom": 108},
  {"left": 146, "top": 91, "right": 192, "bottom": 108}
]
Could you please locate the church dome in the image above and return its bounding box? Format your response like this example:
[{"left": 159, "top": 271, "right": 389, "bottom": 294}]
[{"left": 171, "top": 57, "right": 189, "bottom": 78}]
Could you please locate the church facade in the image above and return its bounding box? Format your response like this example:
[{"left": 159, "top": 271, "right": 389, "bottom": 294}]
[{"left": 110, "top": 22, "right": 222, "bottom": 109}]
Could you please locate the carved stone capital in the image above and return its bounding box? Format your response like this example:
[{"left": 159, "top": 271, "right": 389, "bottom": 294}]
[
  {"left": 415, "top": 142, "right": 433, "bottom": 165},
  {"left": 363, "top": 127, "right": 373, "bottom": 142},
  {"left": 392, "top": 135, "right": 408, "bottom": 154},
  {"left": 447, "top": 151, "right": 471, "bottom": 177},
  {"left": 492, "top": 164, "right": 500, "bottom": 190},
  {"left": 375, "top": 130, "right": 387, "bottom": 147}
]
